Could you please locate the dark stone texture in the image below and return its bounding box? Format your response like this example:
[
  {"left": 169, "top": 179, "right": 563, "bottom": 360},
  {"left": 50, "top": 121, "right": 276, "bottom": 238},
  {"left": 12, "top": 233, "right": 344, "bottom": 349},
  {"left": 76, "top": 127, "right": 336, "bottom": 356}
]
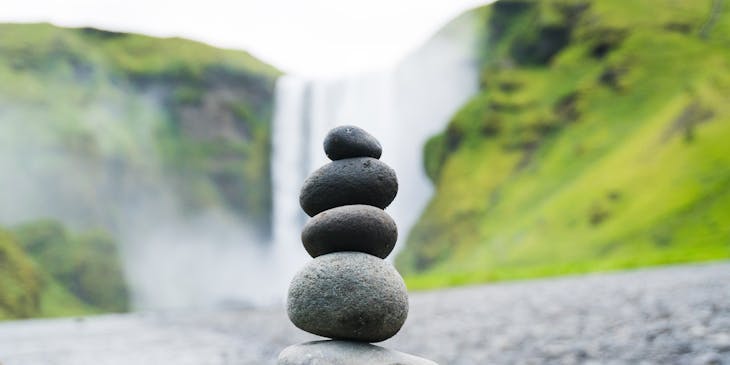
[
  {"left": 287, "top": 252, "right": 408, "bottom": 342},
  {"left": 324, "top": 125, "right": 382, "bottom": 160},
  {"left": 299, "top": 157, "right": 398, "bottom": 217},
  {"left": 302, "top": 205, "right": 397, "bottom": 259},
  {"left": 278, "top": 340, "right": 438, "bottom": 365}
]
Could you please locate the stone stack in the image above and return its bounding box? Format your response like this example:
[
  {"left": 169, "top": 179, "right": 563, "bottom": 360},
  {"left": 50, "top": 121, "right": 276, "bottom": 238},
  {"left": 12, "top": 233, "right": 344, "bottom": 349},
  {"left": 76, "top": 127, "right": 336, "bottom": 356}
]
[{"left": 278, "top": 126, "right": 437, "bottom": 365}]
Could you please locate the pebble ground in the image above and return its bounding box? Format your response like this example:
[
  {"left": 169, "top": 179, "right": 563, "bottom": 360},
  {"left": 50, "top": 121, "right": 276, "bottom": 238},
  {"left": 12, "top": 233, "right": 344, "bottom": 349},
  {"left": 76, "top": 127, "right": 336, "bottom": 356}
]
[{"left": 0, "top": 262, "right": 728, "bottom": 365}]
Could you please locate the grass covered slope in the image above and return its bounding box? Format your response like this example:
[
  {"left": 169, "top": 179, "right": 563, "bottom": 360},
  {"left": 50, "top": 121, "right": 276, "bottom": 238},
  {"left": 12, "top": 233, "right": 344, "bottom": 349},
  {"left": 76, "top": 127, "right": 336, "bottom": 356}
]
[
  {"left": 0, "top": 222, "right": 124, "bottom": 320},
  {"left": 0, "top": 230, "right": 42, "bottom": 319},
  {"left": 397, "top": 0, "right": 730, "bottom": 288},
  {"left": 13, "top": 221, "right": 129, "bottom": 313}
]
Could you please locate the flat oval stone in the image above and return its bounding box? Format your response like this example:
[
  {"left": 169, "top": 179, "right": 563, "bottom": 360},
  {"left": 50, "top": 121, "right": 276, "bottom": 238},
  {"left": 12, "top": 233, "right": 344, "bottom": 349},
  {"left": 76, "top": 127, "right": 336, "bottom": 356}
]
[
  {"left": 324, "top": 125, "right": 382, "bottom": 160},
  {"left": 278, "top": 340, "right": 438, "bottom": 365},
  {"left": 299, "top": 157, "right": 398, "bottom": 217},
  {"left": 302, "top": 205, "right": 397, "bottom": 259},
  {"left": 287, "top": 252, "right": 408, "bottom": 342}
]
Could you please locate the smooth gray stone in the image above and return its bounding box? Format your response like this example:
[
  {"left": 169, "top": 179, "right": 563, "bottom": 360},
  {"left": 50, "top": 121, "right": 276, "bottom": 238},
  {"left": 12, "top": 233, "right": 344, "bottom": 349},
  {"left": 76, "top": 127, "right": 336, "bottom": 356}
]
[
  {"left": 324, "top": 125, "right": 382, "bottom": 160},
  {"left": 287, "top": 252, "right": 408, "bottom": 342},
  {"left": 299, "top": 157, "right": 398, "bottom": 217},
  {"left": 278, "top": 340, "right": 438, "bottom": 365},
  {"left": 302, "top": 205, "right": 397, "bottom": 259}
]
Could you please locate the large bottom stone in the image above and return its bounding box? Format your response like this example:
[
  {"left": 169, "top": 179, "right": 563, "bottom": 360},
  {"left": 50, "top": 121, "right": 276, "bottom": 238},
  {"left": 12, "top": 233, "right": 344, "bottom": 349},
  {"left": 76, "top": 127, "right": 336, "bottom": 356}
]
[
  {"left": 278, "top": 340, "right": 438, "bottom": 365},
  {"left": 287, "top": 252, "right": 408, "bottom": 342}
]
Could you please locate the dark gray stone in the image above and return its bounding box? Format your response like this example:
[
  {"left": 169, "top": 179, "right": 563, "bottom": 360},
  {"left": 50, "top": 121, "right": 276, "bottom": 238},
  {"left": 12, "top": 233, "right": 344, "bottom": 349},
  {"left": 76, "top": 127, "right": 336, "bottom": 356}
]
[
  {"left": 299, "top": 157, "right": 398, "bottom": 217},
  {"left": 287, "top": 252, "right": 408, "bottom": 342},
  {"left": 278, "top": 340, "right": 438, "bottom": 365},
  {"left": 324, "top": 125, "right": 382, "bottom": 160},
  {"left": 302, "top": 205, "right": 397, "bottom": 259}
]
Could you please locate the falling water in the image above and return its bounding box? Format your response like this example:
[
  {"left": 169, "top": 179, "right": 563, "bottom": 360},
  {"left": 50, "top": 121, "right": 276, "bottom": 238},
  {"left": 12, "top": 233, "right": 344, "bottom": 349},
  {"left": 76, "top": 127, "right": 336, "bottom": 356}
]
[
  {"left": 270, "top": 76, "right": 312, "bottom": 287},
  {"left": 0, "top": 8, "right": 482, "bottom": 310},
  {"left": 270, "top": 9, "right": 481, "bottom": 282}
]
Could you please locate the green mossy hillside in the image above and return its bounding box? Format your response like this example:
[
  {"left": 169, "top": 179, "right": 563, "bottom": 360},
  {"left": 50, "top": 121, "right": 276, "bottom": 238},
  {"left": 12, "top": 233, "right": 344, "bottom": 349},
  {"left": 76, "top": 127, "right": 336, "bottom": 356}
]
[
  {"left": 397, "top": 0, "right": 730, "bottom": 288},
  {"left": 13, "top": 221, "right": 129, "bottom": 313},
  {"left": 0, "top": 221, "right": 126, "bottom": 320},
  {"left": 0, "top": 230, "right": 42, "bottom": 319}
]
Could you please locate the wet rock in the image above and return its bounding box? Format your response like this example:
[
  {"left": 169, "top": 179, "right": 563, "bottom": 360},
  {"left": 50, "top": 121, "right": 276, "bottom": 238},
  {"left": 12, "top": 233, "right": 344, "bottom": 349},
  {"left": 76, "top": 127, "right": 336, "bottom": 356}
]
[
  {"left": 278, "top": 340, "right": 438, "bottom": 365},
  {"left": 287, "top": 252, "right": 408, "bottom": 342},
  {"left": 324, "top": 125, "right": 382, "bottom": 160},
  {"left": 692, "top": 352, "right": 722, "bottom": 365},
  {"left": 299, "top": 157, "right": 397, "bottom": 216},
  {"left": 709, "top": 333, "right": 730, "bottom": 352},
  {"left": 302, "top": 205, "right": 397, "bottom": 259}
]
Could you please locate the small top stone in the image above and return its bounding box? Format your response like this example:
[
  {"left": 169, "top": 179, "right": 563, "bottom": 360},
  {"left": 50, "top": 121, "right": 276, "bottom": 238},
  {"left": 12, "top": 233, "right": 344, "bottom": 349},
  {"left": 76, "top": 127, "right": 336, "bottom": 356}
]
[{"left": 324, "top": 125, "right": 382, "bottom": 160}]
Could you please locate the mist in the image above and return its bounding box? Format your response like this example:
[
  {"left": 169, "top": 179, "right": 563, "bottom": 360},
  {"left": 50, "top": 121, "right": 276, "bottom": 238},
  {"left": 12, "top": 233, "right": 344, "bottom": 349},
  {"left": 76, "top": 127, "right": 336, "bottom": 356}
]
[{"left": 0, "top": 85, "right": 282, "bottom": 310}]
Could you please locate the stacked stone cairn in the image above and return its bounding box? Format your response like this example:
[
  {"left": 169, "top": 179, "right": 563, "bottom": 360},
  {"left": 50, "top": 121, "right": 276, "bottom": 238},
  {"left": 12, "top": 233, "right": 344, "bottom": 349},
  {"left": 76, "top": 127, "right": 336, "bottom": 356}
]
[{"left": 278, "top": 125, "right": 437, "bottom": 365}]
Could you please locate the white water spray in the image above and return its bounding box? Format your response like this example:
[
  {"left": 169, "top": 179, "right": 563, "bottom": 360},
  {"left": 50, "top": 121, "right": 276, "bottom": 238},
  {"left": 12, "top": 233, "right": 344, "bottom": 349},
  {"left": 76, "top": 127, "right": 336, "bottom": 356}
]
[{"left": 269, "top": 10, "right": 481, "bottom": 285}]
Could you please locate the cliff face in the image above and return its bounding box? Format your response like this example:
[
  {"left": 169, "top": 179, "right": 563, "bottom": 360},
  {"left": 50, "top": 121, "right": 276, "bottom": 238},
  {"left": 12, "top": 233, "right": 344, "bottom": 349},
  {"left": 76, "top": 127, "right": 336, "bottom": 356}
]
[
  {"left": 0, "top": 23, "right": 279, "bottom": 318},
  {"left": 397, "top": 0, "right": 730, "bottom": 287},
  {"left": 0, "top": 23, "right": 279, "bottom": 234}
]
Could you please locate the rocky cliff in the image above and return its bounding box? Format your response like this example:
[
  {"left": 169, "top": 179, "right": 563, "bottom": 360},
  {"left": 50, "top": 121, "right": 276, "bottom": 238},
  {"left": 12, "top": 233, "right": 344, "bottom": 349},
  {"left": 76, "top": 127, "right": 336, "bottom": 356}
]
[
  {"left": 0, "top": 23, "right": 279, "bottom": 233},
  {"left": 0, "top": 23, "right": 280, "bottom": 318}
]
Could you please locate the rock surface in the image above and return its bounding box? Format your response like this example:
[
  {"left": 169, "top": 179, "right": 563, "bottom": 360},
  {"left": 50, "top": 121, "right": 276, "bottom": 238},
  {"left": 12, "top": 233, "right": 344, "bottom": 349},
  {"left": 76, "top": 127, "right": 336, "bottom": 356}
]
[
  {"left": 287, "top": 252, "right": 408, "bottom": 342},
  {"left": 278, "top": 340, "right": 437, "bottom": 365},
  {"left": 323, "top": 125, "right": 383, "bottom": 161},
  {"left": 301, "top": 205, "right": 397, "bottom": 259},
  {"left": 1, "top": 263, "right": 729, "bottom": 365},
  {"left": 299, "top": 157, "right": 398, "bottom": 216}
]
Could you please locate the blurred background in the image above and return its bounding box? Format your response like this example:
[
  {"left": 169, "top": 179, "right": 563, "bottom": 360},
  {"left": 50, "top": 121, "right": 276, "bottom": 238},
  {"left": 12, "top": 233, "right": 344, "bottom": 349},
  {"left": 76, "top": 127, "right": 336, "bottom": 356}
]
[{"left": 0, "top": 0, "right": 729, "bottom": 362}]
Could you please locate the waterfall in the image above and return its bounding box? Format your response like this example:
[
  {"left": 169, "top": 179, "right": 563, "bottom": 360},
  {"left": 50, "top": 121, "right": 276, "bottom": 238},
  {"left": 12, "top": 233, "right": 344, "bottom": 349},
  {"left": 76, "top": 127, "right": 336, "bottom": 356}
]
[
  {"left": 0, "top": 8, "right": 482, "bottom": 310},
  {"left": 270, "top": 10, "right": 481, "bottom": 282},
  {"left": 270, "top": 76, "right": 312, "bottom": 286}
]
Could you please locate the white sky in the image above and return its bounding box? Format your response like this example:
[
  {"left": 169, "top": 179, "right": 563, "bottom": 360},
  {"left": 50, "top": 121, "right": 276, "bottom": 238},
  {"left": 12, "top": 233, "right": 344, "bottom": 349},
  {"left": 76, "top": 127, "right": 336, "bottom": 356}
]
[{"left": 2, "top": 0, "right": 495, "bottom": 76}]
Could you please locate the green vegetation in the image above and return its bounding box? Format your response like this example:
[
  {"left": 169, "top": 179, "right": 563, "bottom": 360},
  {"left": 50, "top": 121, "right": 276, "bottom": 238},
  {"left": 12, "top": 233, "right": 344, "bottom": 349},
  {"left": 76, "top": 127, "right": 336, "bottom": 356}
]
[
  {"left": 0, "top": 221, "right": 124, "bottom": 320},
  {"left": 13, "top": 221, "right": 129, "bottom": 312},
  {"left": 0, "top": 229, "right": 42, "bottom": 319},
  {"left": 397, "top": 0, "right": 730, "bottom": 288}
]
